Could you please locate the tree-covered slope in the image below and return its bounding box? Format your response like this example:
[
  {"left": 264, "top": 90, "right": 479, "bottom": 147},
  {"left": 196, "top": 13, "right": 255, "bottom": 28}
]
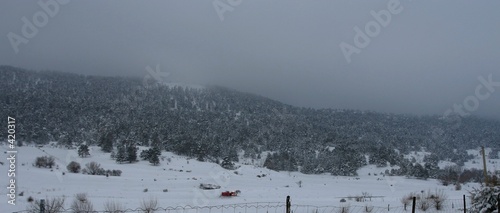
[{"left": 1, "top": 66, "right": 499, "bottom": 176}]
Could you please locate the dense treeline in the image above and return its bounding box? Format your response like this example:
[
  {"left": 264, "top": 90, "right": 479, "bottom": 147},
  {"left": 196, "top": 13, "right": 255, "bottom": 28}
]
[{"left": 1, "top": 66, "right": 499, "bottom": 176}]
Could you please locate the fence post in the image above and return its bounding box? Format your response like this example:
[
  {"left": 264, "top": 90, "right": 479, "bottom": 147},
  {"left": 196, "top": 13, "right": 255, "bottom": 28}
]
[
  {"left": 39, "top": 199, "right": 45, "bottom": 213},
  {"left": 463, "top": 194, "right": 466, "bottom": 213},
  {"left": 286, "top": 196, "right": 291, "bottom": 213},
  {"left": 411, "top": 197, "right": 416, "bottom": 213}
]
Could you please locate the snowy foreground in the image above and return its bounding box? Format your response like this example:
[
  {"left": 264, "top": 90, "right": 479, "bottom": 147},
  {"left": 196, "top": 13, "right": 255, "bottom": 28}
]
[{"left": 1, "top": 145, "right": 496, "bottom": 213}]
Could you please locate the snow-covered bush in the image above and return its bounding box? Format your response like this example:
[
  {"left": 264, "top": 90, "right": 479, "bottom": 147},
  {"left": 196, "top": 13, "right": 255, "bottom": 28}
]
[
  {"left": 66, "top": 161, "right": 81, "bottom": 173},
  {"left": 470, "top": 186, "right": 500, "bottom": 213},
  {"left": 34, "top": 156, "right": 55, "bottom": 168},
  {"left": 80, "top": 163, "right": 121, "bottom": 177},
  {"left": 106, "top": 169, "right": 122, "bottom": 176},
  {"left": 111, "top": 169, "right": 122, "bottom": 176},
  {"left": 220, "top": 156, "right": 236, "bottom": 170}
]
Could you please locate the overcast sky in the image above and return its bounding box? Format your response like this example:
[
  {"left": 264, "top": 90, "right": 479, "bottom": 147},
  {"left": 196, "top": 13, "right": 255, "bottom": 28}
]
[{"left": 1, "top": 0, "right": 499, "bottom": 119}]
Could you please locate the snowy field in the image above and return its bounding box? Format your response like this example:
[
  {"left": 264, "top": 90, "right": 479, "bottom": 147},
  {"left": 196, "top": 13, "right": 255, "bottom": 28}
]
[{"left": 1, "top": 145, "right": 498, "bottom": 213}]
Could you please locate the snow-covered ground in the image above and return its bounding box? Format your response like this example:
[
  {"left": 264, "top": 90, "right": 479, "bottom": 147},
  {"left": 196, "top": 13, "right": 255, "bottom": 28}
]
[{"left": 1, "top": 145, "right": 495, "bottom": 213}]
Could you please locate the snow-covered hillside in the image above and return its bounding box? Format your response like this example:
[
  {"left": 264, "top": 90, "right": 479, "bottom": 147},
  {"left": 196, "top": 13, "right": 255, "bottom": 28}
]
[{"left": 1, "top": 145, "right": 490, "bottom": 213}]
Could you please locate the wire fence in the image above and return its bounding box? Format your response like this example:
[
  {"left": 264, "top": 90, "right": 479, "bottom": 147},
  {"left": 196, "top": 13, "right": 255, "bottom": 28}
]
[
  {"left": 11, "top": 199, "right": 475, "bottom": 213},
  {"left": 14, "top": 202, "right": 285, "bottom": 213},
  {"left": 291, "top": 203, "right": 467, "bottom": 213}
]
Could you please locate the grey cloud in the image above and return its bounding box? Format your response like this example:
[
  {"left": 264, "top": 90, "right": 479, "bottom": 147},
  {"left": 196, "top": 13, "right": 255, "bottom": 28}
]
[{"left": 1, "top": 0, "right": 499, "bottom": 119}]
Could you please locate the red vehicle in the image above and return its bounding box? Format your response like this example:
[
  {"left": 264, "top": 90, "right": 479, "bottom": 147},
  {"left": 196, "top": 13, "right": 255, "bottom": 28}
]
[{"left": 220, "top": 190, "right": 240, "bottom": 197}]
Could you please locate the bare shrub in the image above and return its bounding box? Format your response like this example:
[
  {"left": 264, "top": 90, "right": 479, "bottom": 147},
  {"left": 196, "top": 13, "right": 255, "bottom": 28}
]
[
  {"left": 28, "top": 197, "right": 65, "bottom": 213},
  {"left": 141, "top": 197, "right": 158, "bottom": 213},
  {"left": 430, "top": 190, "right": 447, "bottom": 210},
  {"left": 417, "top": 197, "right": 430, "bottom": 211},
  {"left": 75, "top": 193, "right": 88, "bottom": 202},
  {"left": 46, "top": 156, "right": 55, "bottom": 168},
  {"left": 47, "top": 156, "right": 56, "bottom": 168},
  {"left": 362, "top": 192, "right": 371, "bottom": 201},
  {"left": 71, "top": 193, "right": 94, "bottom": 213},
  {"left": 401, "top": 192, "right": 419, "bottom": 210},
  {"left": 104, "top": 200, "right": 125, "bottom": 213},
  {"left": 85, "top": 162, "right": 102, "bottom": 175},
  {"left": 34, "top": 156, "right": 55, "bottom": 168}
]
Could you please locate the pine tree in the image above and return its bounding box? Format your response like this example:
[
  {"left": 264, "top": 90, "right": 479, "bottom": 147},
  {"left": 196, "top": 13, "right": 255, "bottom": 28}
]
[
  {"left": 151, "top": 147, "right": 161, "bottom": 158},
  {"left": 62, "top": 134, "right": 73, "bottom": 149},
  {"left": 151, "top": 134, "right": 162, "bottom": 150},
  {"left": 126, "top": 143, "right": 137, "bottom": 163},
  {"left": 149, "top": 153, "right": 160, "bottom": 166},
  {"left": 110, "top": 149, "right": 116, "bottom": 159},
  {"left": 424, "top": 153, "right": 440, "bottom": 178},
  {"left": 411, "top": 163, "right": 429, "bottom": 179},
  {"left": 78, "top": 144, "right": 90, "bottom": 157},
  {"left": 140, "top": 147, "right": 161, "bottom": 163},
  {"left": 470, "top": 186, "right": 500, "bottom": 212},
  {"left": 115, "top": 145, "right": 126, "bottom": 164},
  {"left": 140, "top": 149, "right": 151, "bottom": 161},
  {"left": 99, "top": 132, "right": 113, "bottom": 153},
  {"left": 228, "top": 148, "right": 239, "bottom": 162},
  {"left": 196, "top": 144, "right": 207, "bottom": 162}
]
